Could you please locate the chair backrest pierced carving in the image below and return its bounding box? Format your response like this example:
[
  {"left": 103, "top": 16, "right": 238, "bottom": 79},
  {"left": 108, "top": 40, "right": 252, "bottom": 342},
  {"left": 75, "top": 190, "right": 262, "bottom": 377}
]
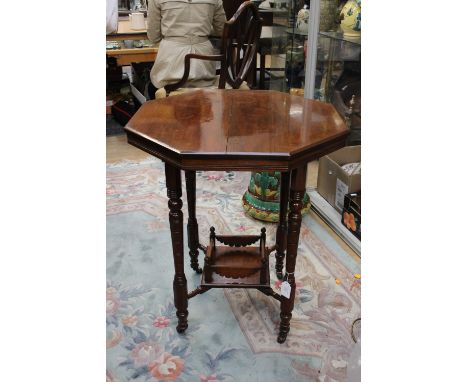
[
  {"left": 163, "top": 1, "right": 262, "bottom": 94},
  {"left": 219, "top": 1, "right": 263, "bottom": 89}
]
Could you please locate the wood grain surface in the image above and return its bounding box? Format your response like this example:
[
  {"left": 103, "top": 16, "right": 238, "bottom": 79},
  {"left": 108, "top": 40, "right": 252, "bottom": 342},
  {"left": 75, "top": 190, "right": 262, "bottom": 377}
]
[{"left": 125, "top": 89, "right": 348, "bottom": 171}]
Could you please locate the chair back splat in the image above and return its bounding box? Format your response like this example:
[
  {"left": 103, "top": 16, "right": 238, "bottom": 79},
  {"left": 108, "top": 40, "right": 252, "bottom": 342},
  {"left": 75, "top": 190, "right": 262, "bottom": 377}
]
[
  {"left": 163, "top": 1, "right": 262, "bottom": 95},
  {"left": 222, "top": 0, "right": 245, "bottom": 20},
  {"left": 220, "top": 1, "right": 263, "bottom": 89}
]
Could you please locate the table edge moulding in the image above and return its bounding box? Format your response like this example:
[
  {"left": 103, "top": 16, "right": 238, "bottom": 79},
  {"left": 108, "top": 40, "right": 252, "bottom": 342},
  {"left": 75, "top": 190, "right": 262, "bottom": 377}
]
[
  {"left": 123, "top": 88, "right": 349, "bottom": 343},
  {"left": 125, "top": 89, "right": 348, "bottom": 171}
]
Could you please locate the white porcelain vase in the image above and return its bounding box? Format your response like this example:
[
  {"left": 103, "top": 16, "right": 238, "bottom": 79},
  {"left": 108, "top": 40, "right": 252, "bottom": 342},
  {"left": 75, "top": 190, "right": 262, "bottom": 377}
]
[{"left": 296, "top": 5, "right": 309, "bottom": 34}]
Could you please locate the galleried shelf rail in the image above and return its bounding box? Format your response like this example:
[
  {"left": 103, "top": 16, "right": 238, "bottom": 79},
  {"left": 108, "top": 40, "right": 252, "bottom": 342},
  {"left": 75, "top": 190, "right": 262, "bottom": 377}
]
[
  {"left": 201, "top": 227, "right": 271, "bottom": 287},
  {"left": 124, "top": 89, "right": 348, "bottom": 343}
]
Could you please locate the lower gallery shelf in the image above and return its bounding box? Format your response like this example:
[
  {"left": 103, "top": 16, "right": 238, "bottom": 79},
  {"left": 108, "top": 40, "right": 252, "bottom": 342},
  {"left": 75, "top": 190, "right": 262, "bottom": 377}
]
[{"left": 201, "top": 245, "right": 270, "bottom": 289}]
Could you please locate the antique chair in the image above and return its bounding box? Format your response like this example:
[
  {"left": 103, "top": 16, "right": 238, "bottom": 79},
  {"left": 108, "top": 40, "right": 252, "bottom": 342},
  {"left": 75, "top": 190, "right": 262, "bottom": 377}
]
[
  {"left": 223, "top": 0, "right": 247, "bottom": 19},
  {"left": 155, "top": 1, "right": 263, "bottom": 98}
]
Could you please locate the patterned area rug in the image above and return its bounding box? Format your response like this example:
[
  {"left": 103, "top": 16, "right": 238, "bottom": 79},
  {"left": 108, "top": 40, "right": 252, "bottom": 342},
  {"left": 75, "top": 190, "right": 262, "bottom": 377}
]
[{"left": 107, "top": 157, "right": 361, "bottom": 382}]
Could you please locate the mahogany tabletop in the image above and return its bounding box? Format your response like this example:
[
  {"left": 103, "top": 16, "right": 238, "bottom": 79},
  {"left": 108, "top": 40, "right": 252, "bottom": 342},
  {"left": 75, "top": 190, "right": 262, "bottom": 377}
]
[{"left": 124, "top": 89, "right": 349, "bottom": 171}]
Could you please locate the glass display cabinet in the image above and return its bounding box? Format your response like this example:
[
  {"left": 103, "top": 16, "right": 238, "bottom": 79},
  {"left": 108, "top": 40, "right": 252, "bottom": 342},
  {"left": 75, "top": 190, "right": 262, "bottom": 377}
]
[
  {"left": 255, "top": 0, "right": 309, "bottom": 92},
  {"left": 253, "top": 0, "right": 360, "bottom": 139},
  {"left": 316, "top": 31, "right": 360, "bottom": 101},
  {"left": 317, "top": 30, "right": 360, "bottom": 145},
  {"left": 255, "top": 0, "right": 361, "bottom": 102},
  {"left": 118, "top": 0, "right": 148, "bottom": 14}
]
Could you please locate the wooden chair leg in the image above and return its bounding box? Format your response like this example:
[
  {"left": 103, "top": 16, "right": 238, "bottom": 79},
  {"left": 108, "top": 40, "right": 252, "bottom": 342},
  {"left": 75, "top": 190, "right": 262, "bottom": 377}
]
[
  {"left": 259, "top": 51, "right": 266, "bottom": 89},
  {"left": 165, "top": 163, "right": 188, "bottom": 333},
  {"left": 185, "top": 170, "right": 202, "bottom": 273},
  {"left": 278, "top": 165, "right": 307, "bottom": 344}
]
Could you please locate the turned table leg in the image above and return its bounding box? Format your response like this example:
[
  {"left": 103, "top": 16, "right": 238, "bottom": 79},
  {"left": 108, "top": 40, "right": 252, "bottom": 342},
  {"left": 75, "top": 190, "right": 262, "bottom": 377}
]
[
  {"left": 277, "top": 165, "right": 307, "bottom": 344},
  {"left": 185, "top": 171, "right": 202, "bottom": 273},
  {"left": 275, "top": 171, "right": 290, "bottom": 279},
  {"left": 165, "top": 163, "right": 188, "bottom": 333}
]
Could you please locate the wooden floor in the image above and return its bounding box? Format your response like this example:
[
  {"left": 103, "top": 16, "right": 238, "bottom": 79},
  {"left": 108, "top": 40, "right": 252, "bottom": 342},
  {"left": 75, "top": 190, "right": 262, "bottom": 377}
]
[
  {"left": 107, "top": 135, "right": 149, "bottom": 163},
  {"left": 107, "top": 134, "right": 359, "bottom": 261}
]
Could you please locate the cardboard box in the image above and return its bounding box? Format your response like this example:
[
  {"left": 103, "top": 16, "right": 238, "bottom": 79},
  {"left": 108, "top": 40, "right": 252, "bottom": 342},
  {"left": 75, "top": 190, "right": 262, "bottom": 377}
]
[{"left": 317, "top": 145, "right": 361, "bottom": 212}]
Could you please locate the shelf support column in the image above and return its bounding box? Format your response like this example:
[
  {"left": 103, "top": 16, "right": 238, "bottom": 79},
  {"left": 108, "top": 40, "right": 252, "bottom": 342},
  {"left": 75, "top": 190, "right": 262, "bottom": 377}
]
[
  {"left": 278, "top": 164, "right": 307, "bottom": 343},
  {"left": 165, "top": 163, "right": 188, "bottom": 333}
]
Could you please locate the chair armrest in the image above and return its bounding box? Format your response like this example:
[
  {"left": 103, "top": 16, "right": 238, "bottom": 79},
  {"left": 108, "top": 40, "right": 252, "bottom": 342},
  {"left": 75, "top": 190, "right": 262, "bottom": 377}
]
[{"left": 164, "top": 53, "right": 223, "bottom": 94}]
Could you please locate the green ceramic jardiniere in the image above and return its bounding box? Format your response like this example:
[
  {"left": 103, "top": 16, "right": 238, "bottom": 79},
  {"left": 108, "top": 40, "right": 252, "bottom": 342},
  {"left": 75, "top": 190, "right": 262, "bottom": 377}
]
[{"left": 242, "top": 171, "right": 311, "bottom": 222}]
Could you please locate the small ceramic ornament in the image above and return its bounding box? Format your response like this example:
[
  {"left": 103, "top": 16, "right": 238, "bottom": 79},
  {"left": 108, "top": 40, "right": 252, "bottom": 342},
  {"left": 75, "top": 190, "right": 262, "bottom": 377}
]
[
  {"left": 133, "top": 0, "right": 142, "bottom": 10},
  {"left": 296, "top": 5, "right": 309, "bottom": 34}
]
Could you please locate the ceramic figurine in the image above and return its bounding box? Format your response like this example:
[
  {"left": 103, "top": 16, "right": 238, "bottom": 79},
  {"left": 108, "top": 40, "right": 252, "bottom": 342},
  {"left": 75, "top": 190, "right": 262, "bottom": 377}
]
[
  {"left": 133, "top": 0, "right": 144, "bottom": 10},
  {"left": 259, "top": 0, "right": 271, "bottom": 9},
  {"left": 296, "top": 5, "right": 309, "bottom": 34},
  {"left": 340, "top": 0, "right": 361, "bottom": 37}
]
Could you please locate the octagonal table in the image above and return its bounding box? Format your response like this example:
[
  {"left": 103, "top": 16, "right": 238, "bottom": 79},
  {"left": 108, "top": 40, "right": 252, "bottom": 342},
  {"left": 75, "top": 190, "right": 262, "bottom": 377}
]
[{"left": 124, "top": 89, "right": 349, "bottom": 343}]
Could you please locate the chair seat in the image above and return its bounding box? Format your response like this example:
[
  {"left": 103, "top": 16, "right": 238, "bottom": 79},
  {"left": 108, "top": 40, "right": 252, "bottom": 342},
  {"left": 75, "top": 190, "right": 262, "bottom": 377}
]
[{"left": 155, "top": 76, "right": 250, "bottom": 99}]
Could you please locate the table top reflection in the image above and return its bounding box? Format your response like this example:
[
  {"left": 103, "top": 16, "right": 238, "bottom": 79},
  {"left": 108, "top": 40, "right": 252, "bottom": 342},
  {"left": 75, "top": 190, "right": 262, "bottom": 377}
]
[{"left": 124, "top": 89, "right": 348, "bottom": 171}]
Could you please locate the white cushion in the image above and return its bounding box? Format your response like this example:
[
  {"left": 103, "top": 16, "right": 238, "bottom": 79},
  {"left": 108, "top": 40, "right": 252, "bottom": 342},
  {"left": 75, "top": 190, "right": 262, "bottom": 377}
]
[{"left": 155, "top": 76, "right": 250, "bottom": 99}]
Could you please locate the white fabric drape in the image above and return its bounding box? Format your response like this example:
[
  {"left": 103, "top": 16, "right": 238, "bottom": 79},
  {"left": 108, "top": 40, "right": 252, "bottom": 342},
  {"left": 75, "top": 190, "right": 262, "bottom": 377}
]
[{"left": 106, "top": 0, "right": 119, "bottom": 34}]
